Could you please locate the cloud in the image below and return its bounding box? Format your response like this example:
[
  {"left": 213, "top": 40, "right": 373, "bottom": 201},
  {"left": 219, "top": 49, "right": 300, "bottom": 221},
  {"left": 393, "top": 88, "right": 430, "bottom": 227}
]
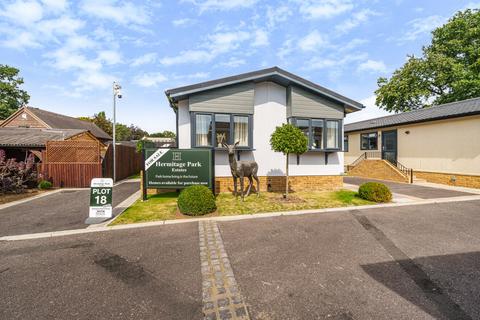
[
  {"left": 252, "top": 29, "right": 269, "bottom": 47},
  {"left": 160, "top": 50, "right": 212, "bottom": 66},
  {"left": 2, "top": 31, "right": 41, "bottom": 49},
  {"left": 266, "top": 5, "right": 292, "bottom": 29},
  {"left": 186, "top": 0, "right": 258, "bottom": 12},
  {"left": 298, "top": 0, "right": 354, "bottom": 19},
  {"left": 307, "top": 52, "right": 368, "bottom": 71},
  {"left": 219, "top": 57, "right": 246, "bottom": 68},
  {"left": 298, "top": 30, "right": 328, "bottom": 51},
  {"left": 357, "top": 59, "right": 387, "bottom": 73},
  {"left": 1, "top": 0, "right": 44, "bottom": 25},
  {"left": 335, "top": 9, "right": 379, "bottom": 34},
  {"left": 172, "top": 18, "right": 196, "bottom": 27},
  {"left": 399, "top": 15, "right": 445, "bottom": 41},
  {"left": 97, "top": 50, "right": 122, "bottom": 65},
  {"left": 344, "top": 95, "right": 393, "bottom": 124},
  {"left": 133, "top": 72, "right": 168, "bottom": 87},
  {"left": 131, "top": 52, "right": 157, "bottom": 67},
  {"left": 41, "top": 0, "right": 68, "bottom": 12},
  {"left": 80, "top": 0, "right": 150, "bottom": 25},
  {"left": 462, "top": 2, "right": 480, "bottom": 10},
  {"left": 73, "top": 70, "right": 116, "bottom": 92}
]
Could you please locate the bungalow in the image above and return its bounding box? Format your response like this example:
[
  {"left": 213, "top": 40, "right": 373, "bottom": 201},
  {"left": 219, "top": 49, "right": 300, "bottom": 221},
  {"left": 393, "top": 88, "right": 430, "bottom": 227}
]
[
  {"left": 344, "top": 97, "right": 480, "bottom": 188},
  {"left": 165, "top": 67, "right": 364, "bottom": 192}
]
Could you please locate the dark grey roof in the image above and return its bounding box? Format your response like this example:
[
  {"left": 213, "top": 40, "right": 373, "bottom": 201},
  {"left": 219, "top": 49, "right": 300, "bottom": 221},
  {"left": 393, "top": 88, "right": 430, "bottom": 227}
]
[
  {"left": 27, "top": 107, "right": 112, "bottom": 140},
  {"left": 165, "top": 66, "right": 364, "bottom": 112},
  {"left": 344, "top": 98, "right": 480, "bottom": 133},
  {"left": 0, "top": 128, "right": 86, "bottom": 147}
]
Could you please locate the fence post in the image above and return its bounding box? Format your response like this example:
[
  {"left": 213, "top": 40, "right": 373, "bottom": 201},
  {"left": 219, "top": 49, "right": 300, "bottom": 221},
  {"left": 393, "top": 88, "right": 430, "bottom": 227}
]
[{"left": 141, "top": 147, "right": 147, "bottom": 201}]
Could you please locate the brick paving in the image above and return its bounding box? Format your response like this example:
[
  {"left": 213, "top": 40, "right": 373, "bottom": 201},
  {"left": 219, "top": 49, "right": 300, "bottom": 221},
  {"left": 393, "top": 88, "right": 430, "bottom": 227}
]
[{"left": 199, "top": 221, "right": 250, "bottom": 320}]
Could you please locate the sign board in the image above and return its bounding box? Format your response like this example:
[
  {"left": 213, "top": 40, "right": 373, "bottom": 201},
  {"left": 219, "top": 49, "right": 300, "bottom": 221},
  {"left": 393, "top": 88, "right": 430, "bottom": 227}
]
[
  {"left": 89, "top": 178, "right": 113, "bottom": 219},
  {"left": 144, "top": 148, "right": 212, "bottom": 189}
]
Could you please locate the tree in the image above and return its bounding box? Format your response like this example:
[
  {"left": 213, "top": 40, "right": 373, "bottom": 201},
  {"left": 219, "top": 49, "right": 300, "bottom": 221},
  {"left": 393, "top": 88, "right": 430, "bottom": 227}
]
[
  {"left": 376, "top": 9, "right": 480, "bottom": 112},
  {"left": 114, "top": 123, "right": 131, "bottom": 141},
  {"left": 0, "top": 65, "right": 30, "bottom": 119},
  {"left": 270, "top": 124, "right": 308, "bottom": 198},
  {"left": 149, "top": 130, "right": 176, "bottom": 138},
  {"left": 129, "top": 125, "right": 148, "bottom": 140},
  {"left": 92, "top": 111, "right": 113, "bottom": 136}
]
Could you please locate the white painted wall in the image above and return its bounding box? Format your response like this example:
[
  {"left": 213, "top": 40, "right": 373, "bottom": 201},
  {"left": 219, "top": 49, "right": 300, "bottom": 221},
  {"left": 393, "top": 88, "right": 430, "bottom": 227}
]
[
  {"left": 177, "top": 99, "right": 190, "bottom": 149},
  {"left": 177, "top": 82, "right": 345, "bottom": 177}
]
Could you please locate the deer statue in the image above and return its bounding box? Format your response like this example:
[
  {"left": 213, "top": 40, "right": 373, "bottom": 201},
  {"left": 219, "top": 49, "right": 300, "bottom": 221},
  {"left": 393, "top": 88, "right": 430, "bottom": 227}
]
[{"left": 222, "top": 141, "right": 260, "bottom": 201}]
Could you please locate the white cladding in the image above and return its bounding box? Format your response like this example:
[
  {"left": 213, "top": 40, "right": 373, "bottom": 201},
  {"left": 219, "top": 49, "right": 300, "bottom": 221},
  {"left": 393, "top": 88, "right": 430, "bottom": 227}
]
[{"left": 177, "top": 81, "right": 344, "bottom": 177}]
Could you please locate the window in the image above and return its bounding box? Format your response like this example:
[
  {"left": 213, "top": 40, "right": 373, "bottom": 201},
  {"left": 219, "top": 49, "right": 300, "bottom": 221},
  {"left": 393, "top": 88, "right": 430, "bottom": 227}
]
[
  {"left": 326, "top": 120, "right": 339, "bottom": 149},
  {"left": 215, "top": 114, "right": 230, "bottom": 147},
  {"left": 361, "top": 132, "right": 378, "bottom": 150},
  {"left": 234, "top": 115, "right": 249, "bottom": 147},
  {"left": 291, "top": 118, "right": 342, "bottom": 151},
  {"left": 195, "top": 114, "right": 212, "bottom": 147},
  {"left": 193, "top": 113, "right": 252, "bottom": 148},
  {"left": 344, "top": 135, "right": 349, "bottom": 152},
  {"left": 311, "top": 120, "right": 323, "bottom": 150}
]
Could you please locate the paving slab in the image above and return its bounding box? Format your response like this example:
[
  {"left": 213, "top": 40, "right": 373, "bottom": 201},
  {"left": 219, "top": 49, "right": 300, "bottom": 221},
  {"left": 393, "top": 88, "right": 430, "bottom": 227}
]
[
  {"left": 0, "top": 181, "right": 139, "bottom": 237},
  {"left": 0, "top": 222, "right": 202, "bottom": 320},
  {"left": 344, "top": 176, "right": 474, "bottom": 199}
]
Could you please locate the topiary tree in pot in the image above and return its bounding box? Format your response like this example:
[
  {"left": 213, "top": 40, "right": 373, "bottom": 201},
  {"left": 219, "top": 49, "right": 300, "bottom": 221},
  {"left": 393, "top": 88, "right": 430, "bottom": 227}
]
[{"left": 270, "top": 123, "right": 308, "bottom": 198}]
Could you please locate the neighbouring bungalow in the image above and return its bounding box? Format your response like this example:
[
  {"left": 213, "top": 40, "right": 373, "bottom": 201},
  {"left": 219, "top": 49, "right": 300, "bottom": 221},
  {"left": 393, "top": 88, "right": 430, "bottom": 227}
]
[
  {"left": 344, "top": 97, "right": 480, "bottom": 188},
  {"left": 0, "top": 106, "right": 111, "bottom": 161},
  {"left": 165, "top": 67, "right": 364, "bottom": 193}
]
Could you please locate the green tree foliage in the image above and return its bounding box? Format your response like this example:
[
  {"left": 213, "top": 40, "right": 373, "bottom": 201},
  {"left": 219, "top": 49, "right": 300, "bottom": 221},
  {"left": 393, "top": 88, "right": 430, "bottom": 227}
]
[
  {"left": 0, "top": 65, "right": 30, "bottom": 119},
  {"left": 376, "top": 9, "right": 480, "bottom": 112},
  {"left": 149, "top": 130, "right": 176, "bottom": 138},
  {"left": 79, "top": 111, "right": 149, "bottom": 141},
  {"left": 129, "top": 125, "right": 148, "bottom": 140},
  {"left": 270, "top": 123, "right": 308, "bottom": 197}
]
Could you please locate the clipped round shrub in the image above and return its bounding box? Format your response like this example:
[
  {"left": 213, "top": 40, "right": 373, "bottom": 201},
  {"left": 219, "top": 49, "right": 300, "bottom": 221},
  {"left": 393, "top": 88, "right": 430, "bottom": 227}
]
[
  {"left": 38, "top": 180, "right": 53, "bottom": 190},
  {"left": 177, "top": 185, "right": 216, "bottom": 216},
  {"left": 358, "top": 182, "right": 392, "bottom": 203}
]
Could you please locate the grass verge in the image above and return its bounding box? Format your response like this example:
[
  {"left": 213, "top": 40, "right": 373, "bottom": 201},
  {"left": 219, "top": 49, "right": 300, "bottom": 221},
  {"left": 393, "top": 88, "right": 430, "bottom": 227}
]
[{"left": 110, "top": 190, "right": 374, "bottom": 225}]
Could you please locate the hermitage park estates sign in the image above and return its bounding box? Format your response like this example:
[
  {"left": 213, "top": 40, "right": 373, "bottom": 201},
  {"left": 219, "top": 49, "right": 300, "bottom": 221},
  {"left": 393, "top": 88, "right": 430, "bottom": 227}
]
[{"left": 144, "top": 148, "right": 213, "bottom": 190}]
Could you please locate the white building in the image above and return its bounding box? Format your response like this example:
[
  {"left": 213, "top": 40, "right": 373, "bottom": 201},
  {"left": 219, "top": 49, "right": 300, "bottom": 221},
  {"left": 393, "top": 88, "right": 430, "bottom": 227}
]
[{"left": 165, "top": 67, "right": 364, "bottom": 192}]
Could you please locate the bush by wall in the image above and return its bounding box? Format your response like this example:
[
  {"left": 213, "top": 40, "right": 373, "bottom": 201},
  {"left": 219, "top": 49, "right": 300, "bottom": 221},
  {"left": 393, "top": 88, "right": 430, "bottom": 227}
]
[
  {"left": 177, "top": 185, "right": 216, "bottom": 216},
  {"left": 358, "top": 182, "right": 392, "bottom": 203},
  {"left": 38, "top": 180, "right": 53, "bottom": 190}
]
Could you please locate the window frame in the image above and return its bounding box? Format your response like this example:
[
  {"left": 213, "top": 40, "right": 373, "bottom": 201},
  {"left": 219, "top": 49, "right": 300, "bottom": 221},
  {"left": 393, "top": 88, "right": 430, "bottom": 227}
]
[
  {"left": 289, "top": 117, "right": 343, "bottom": 152},
  {"left": 191, "top": 112, "right": 253, "bottom": 149},
  {"left": 360, "top": 131, "right": 378, "bottom": 150}
]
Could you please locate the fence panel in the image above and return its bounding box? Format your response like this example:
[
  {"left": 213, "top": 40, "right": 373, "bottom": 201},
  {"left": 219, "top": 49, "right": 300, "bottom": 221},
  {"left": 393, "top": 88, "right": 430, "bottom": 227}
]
[
  {"left": 103, "top": 144, "right": 142, "bottom": 181},
  {"left": 43, "top": 163, "right": 102, "bottom": 188}
]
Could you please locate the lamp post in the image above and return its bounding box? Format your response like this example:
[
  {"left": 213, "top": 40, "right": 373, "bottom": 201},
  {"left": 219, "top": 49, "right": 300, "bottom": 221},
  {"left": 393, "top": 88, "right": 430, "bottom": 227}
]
[{"left": 112, "top": 81, "right": 122, "bottom": 182}]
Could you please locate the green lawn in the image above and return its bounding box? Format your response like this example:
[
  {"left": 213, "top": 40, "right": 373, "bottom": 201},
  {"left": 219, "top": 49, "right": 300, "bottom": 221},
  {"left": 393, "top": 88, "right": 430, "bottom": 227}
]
[
  {"left": 110, "top": 190, "right": 374, "bottom": 225},
  {"left": 127, "top": 172, "right": 141, "bottom": 179}
]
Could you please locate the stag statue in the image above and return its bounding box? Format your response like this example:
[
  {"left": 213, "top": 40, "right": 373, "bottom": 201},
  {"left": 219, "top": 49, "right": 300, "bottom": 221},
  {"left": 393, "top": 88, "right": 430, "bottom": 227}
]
[{"left": 222, "top": 141, "right": 260, "bottom": 201}]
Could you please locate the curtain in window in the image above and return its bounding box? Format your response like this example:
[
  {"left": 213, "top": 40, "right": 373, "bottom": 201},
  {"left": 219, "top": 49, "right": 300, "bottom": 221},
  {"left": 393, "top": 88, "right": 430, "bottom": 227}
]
[
  {"left": 326, "top": 121, "right": 338, "bottom": 149},
  {"left": 234, "top": 116, "right": 248, "bottom": 146},
  {"left": 196, "top": 114, "right": 212, "bottom": 146}
]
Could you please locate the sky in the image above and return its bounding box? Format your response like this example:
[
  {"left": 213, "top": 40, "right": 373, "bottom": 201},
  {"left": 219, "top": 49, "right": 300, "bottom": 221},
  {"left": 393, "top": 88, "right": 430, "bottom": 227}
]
[{"left": 1, "top": 0, "right": 479, "bottom": 133}]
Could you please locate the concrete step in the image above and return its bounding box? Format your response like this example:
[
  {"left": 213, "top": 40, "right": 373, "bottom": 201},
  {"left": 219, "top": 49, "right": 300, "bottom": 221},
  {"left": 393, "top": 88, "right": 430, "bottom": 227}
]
[{"left": 413, "top": 176, "right": 427, "bottom": 183}]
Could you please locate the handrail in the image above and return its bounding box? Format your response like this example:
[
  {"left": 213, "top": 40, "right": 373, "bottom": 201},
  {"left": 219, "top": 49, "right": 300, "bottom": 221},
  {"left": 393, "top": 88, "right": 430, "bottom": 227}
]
[
  {"left": 387, "top": 159, "right": 413, "bottom": 183},
  {"left": 347, "top": 151, "right": 413, "bottom": 183}
]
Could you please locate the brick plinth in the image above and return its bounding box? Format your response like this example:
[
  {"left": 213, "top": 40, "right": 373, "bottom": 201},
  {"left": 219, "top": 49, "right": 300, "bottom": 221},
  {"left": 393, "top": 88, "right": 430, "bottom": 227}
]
[
  {"left": 214, "top": 175, "right": 342, "bottom": 194},
  {"left": 348, "top": 159, "right": 409, "bottom": 183},
  {"left": 414, "top": 171, "right": 480, "bottom": 189}
]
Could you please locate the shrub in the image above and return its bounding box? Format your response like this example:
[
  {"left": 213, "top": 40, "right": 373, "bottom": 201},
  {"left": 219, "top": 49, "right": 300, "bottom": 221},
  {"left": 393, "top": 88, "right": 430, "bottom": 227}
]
[
  {"left": 177, "top": 185, "right": 216, "bottom": 216},
  {"left": 358, "top": 182, "right": 392, "bottom": 203},
  {"left": 0, "top": 150, "right": 37, "bottom": 194},
  {"left": 38, "top": 180, "right": 53, "bottom": 190}
]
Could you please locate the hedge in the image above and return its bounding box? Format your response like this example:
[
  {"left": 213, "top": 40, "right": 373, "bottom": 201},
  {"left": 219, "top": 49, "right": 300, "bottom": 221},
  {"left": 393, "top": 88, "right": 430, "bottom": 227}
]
[
  {"left": 358, "top": 182, "right": 392, "bottom": 203},
  {"left": 177, "top": 185, "right": 216, "bottom": 216}
]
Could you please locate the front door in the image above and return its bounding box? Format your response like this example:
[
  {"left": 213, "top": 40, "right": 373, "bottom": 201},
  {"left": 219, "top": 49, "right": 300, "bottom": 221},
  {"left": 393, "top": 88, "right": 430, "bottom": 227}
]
[{"left": 382, "top": 130, "right": 397, "bottom": 164}]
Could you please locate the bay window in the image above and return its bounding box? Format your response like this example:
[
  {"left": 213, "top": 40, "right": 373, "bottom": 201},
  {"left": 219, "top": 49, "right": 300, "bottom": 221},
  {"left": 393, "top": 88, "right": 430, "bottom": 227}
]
[
  {"left": 290, "top": 118, "right": 342, "bottom": 151},
  {"left": 192, "top": 112, "right": 252, "bottom": 148}
]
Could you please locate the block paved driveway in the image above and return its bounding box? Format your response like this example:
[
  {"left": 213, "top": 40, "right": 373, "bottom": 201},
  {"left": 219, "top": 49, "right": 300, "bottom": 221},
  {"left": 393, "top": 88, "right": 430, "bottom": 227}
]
[
  {"left": 344, "top": 176, "right": 474, "bottom": 199},
  {"left": 0, "top": 181, "right": 139, "bottom": 237},
  {"left": 1, "top": 198, "right": 480, "bottom": 319}
]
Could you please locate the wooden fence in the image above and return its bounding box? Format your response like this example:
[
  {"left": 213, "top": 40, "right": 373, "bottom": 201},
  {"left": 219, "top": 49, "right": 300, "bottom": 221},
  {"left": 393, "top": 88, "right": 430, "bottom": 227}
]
[
  {"left": 103, "top": 144, "right": 142, "bottom": 181},
  {"left": 43, "top": 140, "right": 102, "bottom": 188}
]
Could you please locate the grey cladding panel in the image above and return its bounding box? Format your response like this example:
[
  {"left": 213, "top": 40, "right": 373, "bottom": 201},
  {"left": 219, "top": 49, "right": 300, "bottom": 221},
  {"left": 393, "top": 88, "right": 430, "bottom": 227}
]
[
  {"left": 189, "top": 82, "right": 254, "bottom": 114},
  {"left": 290, "top": 86, "right": 344, "bottom": 119}
]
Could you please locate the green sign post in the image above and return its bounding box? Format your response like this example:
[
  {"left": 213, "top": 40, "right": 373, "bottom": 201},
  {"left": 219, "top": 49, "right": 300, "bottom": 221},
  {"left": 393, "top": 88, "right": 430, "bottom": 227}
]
[{"left": 142, "top": 148, "right": 213, "bottom": 200}]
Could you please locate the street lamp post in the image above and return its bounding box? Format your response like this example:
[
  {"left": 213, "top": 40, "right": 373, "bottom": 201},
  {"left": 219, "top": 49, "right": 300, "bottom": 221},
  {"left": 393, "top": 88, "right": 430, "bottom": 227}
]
[{"left": 112, "top": 82, "right": 122, "bottom": 182}]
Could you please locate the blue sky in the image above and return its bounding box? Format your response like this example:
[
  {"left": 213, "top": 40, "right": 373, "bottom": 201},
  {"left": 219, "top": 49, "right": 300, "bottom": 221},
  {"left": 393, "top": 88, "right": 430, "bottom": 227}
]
[{"left": 1, "top": 0, "right": 479, "bottom": 132}]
